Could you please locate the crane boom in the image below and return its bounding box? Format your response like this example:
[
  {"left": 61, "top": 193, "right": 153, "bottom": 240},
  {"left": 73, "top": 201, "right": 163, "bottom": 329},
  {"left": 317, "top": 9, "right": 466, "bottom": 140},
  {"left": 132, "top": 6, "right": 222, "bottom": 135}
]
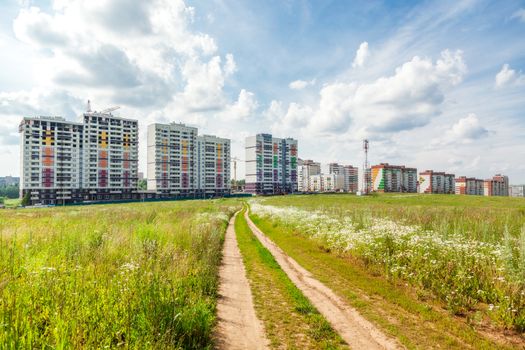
[{"left": 100, "top": 106, "right": 120, "bottom": 114}]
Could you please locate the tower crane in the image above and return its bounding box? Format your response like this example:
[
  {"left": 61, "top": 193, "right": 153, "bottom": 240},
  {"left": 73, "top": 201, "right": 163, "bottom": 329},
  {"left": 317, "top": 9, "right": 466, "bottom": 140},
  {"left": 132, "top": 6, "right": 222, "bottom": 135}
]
[
  {"left": 100, "top": 106, "right": 120, "bottom": 114},
  {"left": 230, "top": 157, "right": 244, "bottom": 192}
]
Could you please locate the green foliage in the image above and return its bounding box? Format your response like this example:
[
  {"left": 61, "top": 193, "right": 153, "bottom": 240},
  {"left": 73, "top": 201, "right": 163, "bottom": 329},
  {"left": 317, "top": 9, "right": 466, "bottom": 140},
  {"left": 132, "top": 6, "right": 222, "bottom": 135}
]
[
  {"left": 138, "top": 179, "right": 147, "bottom": 190},
  {"left": 251, "top": 193, "right": 525, "bottom": 331},
  {"left": 0, "top": 185, "right": 19, "bottom": 199},
  {"left": 21, "top": 191, "right": 30, "bottom": 206},
  {"left": 234, "top": 209, "right": 344, "bottom": 349},
  {"left": 0, "top": 200, "right": 240, "bottom": 348}
]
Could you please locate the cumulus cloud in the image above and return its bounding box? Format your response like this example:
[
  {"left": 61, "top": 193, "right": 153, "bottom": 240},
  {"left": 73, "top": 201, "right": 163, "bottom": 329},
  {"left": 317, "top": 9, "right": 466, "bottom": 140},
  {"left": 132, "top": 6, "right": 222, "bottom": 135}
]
[
  {"left": 10, "top": 0, "right": 239, "bottom": 111},
  {"left": 218, "top": 89, "right": 258, "bottom": 121},
  {"left": 511, "top": 8, "right": 525, "bottom": 22},
  {"left": 352, "top": 41, "right": 369, "bottom": 68},
  {"left": 306, "top": 49, "right": 467, "bottom": 135},
  {"left": 289, "top": 79, "right": 316, "bottom": 90},
  {"left": 0, "top": 89, "right": 84, "bottom": 145},
  {"left": 433, "top": 113, "right": 489, "bottom": 146},
  {"left": 495, "top": 64, "right": 524, "bottom": 88},
  {"left": 271, "top": 102, "right": 313, "bottom": 135}
]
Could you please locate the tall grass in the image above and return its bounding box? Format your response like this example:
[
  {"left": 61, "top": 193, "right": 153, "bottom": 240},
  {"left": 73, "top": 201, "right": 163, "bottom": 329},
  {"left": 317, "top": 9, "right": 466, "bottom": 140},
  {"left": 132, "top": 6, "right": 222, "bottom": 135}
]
[
  {"left": 0, "top": 200, "right": 239, "bottom": 348},
  {"left": 251, "top": 194, "right": 525, "bottom": 332}
]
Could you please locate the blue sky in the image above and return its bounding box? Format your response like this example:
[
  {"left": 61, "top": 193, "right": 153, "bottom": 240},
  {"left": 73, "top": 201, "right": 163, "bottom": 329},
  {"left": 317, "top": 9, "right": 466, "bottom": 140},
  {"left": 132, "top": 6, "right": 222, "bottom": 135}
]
[{"left": 0, "top": 0, "right": 524, "bottom": 182}]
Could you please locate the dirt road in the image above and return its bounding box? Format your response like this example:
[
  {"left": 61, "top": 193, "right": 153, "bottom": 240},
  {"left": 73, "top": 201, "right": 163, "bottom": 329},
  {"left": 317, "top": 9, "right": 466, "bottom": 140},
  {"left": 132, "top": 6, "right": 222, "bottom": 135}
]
[
  {"left": 244, "top": 210, "right": 403, "bottom": 350},
  {"left": 215, "top": 212, "right": 269, "bottom": 350}
]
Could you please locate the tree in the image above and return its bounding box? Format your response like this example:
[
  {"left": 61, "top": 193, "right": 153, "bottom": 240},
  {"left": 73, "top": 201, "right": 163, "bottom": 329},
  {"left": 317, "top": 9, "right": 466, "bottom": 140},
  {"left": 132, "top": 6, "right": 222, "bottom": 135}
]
[
  {"left": 0, "top": 185, "right": 19, "bottom": 199},
  {"left": 138, "top": 179, "right": 147, "bottom": 190},
  {"left": 21, "top": 191, "right": 31, "bottom": 207}
]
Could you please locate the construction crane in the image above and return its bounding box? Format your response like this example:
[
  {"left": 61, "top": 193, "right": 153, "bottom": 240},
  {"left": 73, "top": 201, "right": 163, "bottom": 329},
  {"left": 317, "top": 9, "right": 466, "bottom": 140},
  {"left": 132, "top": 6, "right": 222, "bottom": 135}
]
[
  {"left": 100, "top": 106, "right": 120, "bottom": 114},
  {"left": 230, "top": 157, "right": 244, "bottom": 192}
]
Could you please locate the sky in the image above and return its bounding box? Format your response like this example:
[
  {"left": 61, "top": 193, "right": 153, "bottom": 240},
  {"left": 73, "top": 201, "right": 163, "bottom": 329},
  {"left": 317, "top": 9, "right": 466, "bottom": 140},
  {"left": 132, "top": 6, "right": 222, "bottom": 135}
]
[{"left": 0, "top": 0, "right": 524, "bottom": 183}]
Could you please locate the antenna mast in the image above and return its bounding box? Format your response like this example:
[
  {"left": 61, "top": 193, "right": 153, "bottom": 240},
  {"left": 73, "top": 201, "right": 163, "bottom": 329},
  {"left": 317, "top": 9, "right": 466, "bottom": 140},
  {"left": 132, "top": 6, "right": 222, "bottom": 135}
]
[{"left": 362, "top": 139, "right": 370, "bottom": 195}]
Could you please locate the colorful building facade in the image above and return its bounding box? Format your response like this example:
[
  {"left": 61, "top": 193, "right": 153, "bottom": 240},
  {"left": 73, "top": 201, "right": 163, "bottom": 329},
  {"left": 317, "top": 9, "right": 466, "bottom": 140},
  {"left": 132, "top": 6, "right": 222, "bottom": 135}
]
[
  {"left": 245, "top": 134, "right": 298, "bottom": 194},
  {"left": 371, "top": 163, "right": 417, "bottom": 193}
]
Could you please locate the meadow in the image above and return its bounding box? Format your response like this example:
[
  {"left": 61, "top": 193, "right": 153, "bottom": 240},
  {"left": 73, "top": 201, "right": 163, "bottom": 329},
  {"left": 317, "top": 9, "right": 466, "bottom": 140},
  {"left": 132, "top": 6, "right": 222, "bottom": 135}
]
[
  {"left": 250, "top": 194, "right": 525, "bottom": 334},
  {"left": 0, "top": 200, "right": 239, "bottom": 348}
]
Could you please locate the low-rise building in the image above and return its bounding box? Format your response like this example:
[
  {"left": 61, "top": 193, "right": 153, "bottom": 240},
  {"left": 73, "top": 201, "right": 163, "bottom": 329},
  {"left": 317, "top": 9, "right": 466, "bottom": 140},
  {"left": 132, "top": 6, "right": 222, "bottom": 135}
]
[
  {"left": 329, "top": 163, "right": 359, "bottom": 193},
  {"left": 298, "top": 159, "right": 321, "bottom": 192},
  {"left": 0, "top": 176, "right": 20, "bottom": 187},
  {"left": 309, "top": 173, "right": 344, "bottom": 192},
  {"left": 455, "top": 176, "right": 484, "bottom": 195},
  {"left": 510, "top": 185, "right": 525, "bottom": 197},
  {"left": 371, "top": 163, "right": 417, "bottom": 193},
  {"left": 419, "top": 170, "right": 455, "bottom": 194}
]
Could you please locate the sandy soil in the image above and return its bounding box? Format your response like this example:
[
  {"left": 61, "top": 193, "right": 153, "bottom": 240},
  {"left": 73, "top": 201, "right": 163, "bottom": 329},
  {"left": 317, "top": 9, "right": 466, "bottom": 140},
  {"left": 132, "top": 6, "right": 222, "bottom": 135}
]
[
  {"left": 245, "top": 210, "right": 404, "bottom": 350},
  {"left": 215, "top": 212, "right": 269, "bottom": 350}
]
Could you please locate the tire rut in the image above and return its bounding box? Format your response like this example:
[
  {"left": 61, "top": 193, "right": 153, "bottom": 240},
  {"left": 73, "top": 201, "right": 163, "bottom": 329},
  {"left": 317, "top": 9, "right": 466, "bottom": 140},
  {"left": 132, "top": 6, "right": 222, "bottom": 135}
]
[
  {"left": 215, "top": 212, "right": 269, "bottom": 350},
  {"left": 245, "top": 210, "right": 403, "bottom": 350}
]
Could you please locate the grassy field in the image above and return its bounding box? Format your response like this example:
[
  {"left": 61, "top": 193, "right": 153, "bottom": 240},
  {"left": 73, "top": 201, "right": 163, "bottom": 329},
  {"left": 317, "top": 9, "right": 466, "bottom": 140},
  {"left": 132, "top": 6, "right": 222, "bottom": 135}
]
[
  {"left": 0, "top": 200, "right": 239, "bottom": 348},
  {"left": 250, "top": 193, "right": 525, "bottom": 346},
  {"left": 234, "top": 207, "right": 345, "bottom": 349},
  {"left": 1, "top": 198, "right": 20, "bottom": 208}
]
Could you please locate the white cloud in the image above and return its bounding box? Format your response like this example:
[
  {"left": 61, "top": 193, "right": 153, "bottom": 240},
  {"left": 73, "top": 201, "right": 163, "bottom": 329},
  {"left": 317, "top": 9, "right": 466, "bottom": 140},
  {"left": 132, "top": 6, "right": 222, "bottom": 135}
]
[
  {"left": 271, "top": 102, "right": 313, "bottom": 135},
  {"left": 495, "top": 64, "right": 524, "bottom": 88},
  {"left": 432, "top": 113, "right": 489, "bottom": 146},
  {"left": 0, "top": 89, "right": 84, "bottom": 145},
  {"left": 511, "top": 8, "right": 525, "bottom": 22},
  {"left": 289, "top": 79, "right": 316, "bottom": 90},
  {"left": 352, "top": 41, "right": 369, "bottom": 68},
  {"left": 10, "top": 0, "right": 238, "bottom": 112},
  {"left": 3, "top": 0, "right": 258, "bottom": 176},
  {"left": 219, "top": 89, "right": 258, "bottom": 121},
  {"left": 306, "top": 49, "right": 467, "bottom": 135}
]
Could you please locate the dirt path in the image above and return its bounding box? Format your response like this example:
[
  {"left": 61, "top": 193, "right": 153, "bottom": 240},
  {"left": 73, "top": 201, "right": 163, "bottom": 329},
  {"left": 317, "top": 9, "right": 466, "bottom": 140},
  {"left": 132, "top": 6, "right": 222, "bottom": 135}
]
[
  {"left": 244, "top": 211, "right": 403, "bottom": 350},
  {"left": 215, "top": 212, "right": 269, "bottom": 350}
]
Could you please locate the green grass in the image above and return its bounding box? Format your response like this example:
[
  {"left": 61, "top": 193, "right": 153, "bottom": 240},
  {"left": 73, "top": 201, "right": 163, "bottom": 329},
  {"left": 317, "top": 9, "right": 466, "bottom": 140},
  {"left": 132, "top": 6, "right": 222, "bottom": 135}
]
[
  {"left": 260, "top": 193, "right": 525, "bottom": 242},
  {"left": 2, "top": 198, "right": 21, "bottom": 208},
  {"left": 249, "top": 193, "right": 525, "bottom": 347},
  {"left": 250, "top": 194, "right": 525, "bottom": 330},
  {"left": 0, "top": 199, "right": 240, "bottom": 348},
  {"left": 235, "top": 207, "right": 346, "bottom": 349},
  {"left": 250, "top": 213, "right": 515, "bottom": 349}
]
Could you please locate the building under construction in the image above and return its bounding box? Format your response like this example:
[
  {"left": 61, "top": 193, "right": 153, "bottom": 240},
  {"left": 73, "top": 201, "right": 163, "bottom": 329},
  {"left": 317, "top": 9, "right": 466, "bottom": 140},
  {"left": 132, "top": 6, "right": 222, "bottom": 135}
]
[{"left": 19, "top": 107, "right": 140, "bottom": 205}]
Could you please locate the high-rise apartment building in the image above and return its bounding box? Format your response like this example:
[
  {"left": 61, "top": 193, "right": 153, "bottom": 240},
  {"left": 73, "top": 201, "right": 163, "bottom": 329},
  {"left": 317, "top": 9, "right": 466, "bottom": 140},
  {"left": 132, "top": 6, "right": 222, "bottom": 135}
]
[
  {"left": 329, "top": 163, "right": 359, "bottom": 193},
  {"left": 147, "top": 123, "right": 230, "bottom": 197},
  {"left": 418, "top": 170, "right": 455, "bottom": 194},
  {"left": 298, "top": 159, "right": 321, "bottom": 192},
  {"left": 371, "top": 163, "right": 417, "bottom": 193},
  {"left": 483, "top": 174, "right": 509, "bottom": 196},
  {"left": 197, "top": 135, "right": 231, "bottom": 197},
  {"left": 82, "top": 111, "right": 139, "bottom": 200},
  {"left": 245, "top": 134, "right": 298, "bottom": 194},
  {"left": 19, "top": 110, "right": 139, "bottom": 205},
  {"left": 20, "top": 116, "right": 84, "bottom": 204},
  {"left": 147, "top": 123, "right": 198, "bottom": 196}
]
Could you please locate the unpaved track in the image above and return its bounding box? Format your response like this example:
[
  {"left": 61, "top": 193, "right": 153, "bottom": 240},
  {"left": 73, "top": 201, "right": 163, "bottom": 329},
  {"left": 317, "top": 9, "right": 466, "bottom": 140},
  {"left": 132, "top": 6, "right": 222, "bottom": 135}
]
[
  {"left": 215, "top": 212, "right": 269, "bottom": 350},
  {"left": 245, "top": 211, "right": 403, "bottom": 350}
]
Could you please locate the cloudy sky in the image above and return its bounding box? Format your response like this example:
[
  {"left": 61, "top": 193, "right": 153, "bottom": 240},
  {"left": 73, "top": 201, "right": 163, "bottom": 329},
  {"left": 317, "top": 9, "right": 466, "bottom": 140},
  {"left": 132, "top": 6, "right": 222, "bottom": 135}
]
[{"left": 1, "top": 0, "right": 524, "bottom": 183}]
